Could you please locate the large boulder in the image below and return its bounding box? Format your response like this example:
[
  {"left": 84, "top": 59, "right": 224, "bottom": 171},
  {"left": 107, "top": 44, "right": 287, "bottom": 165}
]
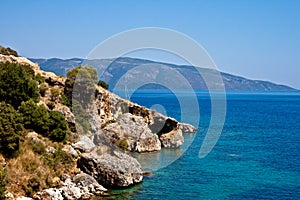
[
  {"left": 73, "top": 172, "right": 107, "bottom": 193},
  {"left": 77, "top": 147, "right": 143, "bottom": 187},
  {"left": 148, "top": 112, "right": 178, "bottom": 134},
  {"left": 72, "top": 136, "right": 95, "bottom": 153},
  {"left": 103, "top": 113, "right": 161, "bottom": 152},
  {"left": 160, "top": 128, "right": 184, "bottom": 148}
]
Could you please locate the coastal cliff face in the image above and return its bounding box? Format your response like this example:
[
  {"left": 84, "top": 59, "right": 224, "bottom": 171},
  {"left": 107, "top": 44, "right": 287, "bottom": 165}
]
[
  {"left": 0, "top": 54, "right": 196, "bottom": 199},
  {"left": 92, "top": 85, "right": 197, "bottom": 152}
]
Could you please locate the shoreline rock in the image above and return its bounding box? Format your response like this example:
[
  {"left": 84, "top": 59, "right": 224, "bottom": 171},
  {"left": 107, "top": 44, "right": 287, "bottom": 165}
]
[
  {"left": 103, "top": 113, "right": 162, "bottom": 152},
  {"left": 32, "top": 172, "right": 107, "bottom": 200},
  {"left": 160, "top": 128, "right": 184, "bottom": 148},
  {"left": 77, "top": 146, "right": 143, "bottom": 188},
  {"left": 179, "top": 123, "right": 198, "bottom": 133}
]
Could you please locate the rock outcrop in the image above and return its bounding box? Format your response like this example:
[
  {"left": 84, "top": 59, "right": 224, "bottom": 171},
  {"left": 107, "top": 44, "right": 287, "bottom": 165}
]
[
  {"left": 77, "top": 146, "right": 143, "bottom": 187},
  {"left": 0, "top": 54, "right": 39, "bottom": 71},
  {"left": 33, "top": 173, "right": 107, "bottom": 200},
  {"left": 160, "top": 128, "right": 184, "bottom": 148},
  {"left": 93, "top": 87, "right": 197, "bottom": 151},
  {"left": 179, "top": 123, "right": 198, "bottom": 133},
  {"left": 103, "top": 113, "right": 161, "bottom": 152},
  {"left": 72, "top": 136, "right": 95, "bottom": 153}
]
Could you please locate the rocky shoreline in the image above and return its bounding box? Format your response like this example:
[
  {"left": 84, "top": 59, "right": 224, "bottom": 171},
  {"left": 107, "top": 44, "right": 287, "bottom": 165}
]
[{"left": 1, "top": 54, "right": 197, "bottom": 199}]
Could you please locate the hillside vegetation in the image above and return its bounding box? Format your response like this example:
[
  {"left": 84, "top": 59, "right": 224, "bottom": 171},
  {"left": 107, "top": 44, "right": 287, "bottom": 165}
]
[
  {"left": 0, "top": 46, "right": 18, "bottom": 57},
  {"left": 0, "top": 61, "right": 74, "bottom": 197},
  {"left": 0, "top": 48, "right": 115, "bottom": 198}
]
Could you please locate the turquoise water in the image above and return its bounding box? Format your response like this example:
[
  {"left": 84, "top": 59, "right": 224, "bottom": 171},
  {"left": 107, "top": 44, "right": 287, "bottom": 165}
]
[{"left": 105, "top": 90, "right": 300, "bottom": 199}]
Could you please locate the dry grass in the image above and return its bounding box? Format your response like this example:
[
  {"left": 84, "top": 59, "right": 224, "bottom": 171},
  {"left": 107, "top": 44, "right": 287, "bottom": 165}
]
[{"left": 6, "top": 136, "right": 78, "bottom": 197}]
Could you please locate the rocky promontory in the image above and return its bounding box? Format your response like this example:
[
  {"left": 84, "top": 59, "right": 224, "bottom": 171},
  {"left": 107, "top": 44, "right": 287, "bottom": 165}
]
[{"left": 0, "top": 53, "right": 197, "bottom": 199}]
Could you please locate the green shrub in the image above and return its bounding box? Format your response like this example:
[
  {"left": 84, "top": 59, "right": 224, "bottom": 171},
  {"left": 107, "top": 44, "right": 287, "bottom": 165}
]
[
  {"left": 48, "top": 111, "right": 68, "bottom": 142},
  {"left": 39, "top": 83, "right": 48, "bottom": 97},
  {"left": 64, "top": 65, "right": 98, "bottom": 106},
  {"left": 43, "top": 148, "right": 73, "bottom": 176},
  {"left": 61, "top": 94, "right": 71, "bottom": 108},
  {"left": 118, "top": 139, "right": 128, "bottom": 150},
  {"left": 0, "top": 62, "right": 39, "bottom": 109},
  {"left": 97, "top": 80, "right": 109, "bottom": 90},
  {"left": 18, "top": 100, "right": 68, "bottom": 142},
  {"left": 18, "top": 100, "right": 49, "bottom": 135},
  {"left": 35, "top": 73, "right": 44, "bottom": 84},
  {"left": 0, "top": 102, "right": 24, "bottom": 156},
  {"left": 50, "top": 88, "right": 60, "bottom": 101}
]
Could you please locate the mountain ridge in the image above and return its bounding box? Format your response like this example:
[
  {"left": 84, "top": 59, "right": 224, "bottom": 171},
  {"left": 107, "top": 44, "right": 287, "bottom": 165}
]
[{"left": 29, "top": 57, "right": 296, "bottom": 91}]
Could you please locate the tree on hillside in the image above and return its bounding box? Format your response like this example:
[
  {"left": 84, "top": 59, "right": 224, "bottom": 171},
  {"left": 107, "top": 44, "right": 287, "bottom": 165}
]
[
  {"left": 18, "top": 100, "right": 68, "bottom": 142},
  {"left": 0, "top": 102, "right": 24, "bottom": 156},
  {"left": 48, "top": 111, "right": 68, "bottom": 142},
  {"left": 18, "top": 100, "right": 49, "bottom": 134},
  {"left": 0, "top": 62, "right": 39, "bottom": 109},
  {"left": 64, "top": 65, "right": 98, "bottom": 107}
]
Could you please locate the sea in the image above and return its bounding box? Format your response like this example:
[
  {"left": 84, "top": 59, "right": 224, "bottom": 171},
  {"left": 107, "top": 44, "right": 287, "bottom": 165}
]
[{"left": 103, "top": 90, "right": 300, "bottom": 200}]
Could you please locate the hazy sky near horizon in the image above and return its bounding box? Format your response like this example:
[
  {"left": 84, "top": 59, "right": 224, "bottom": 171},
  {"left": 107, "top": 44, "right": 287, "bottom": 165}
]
[{"left": 1, "top": 0, "right": 299, "bottom": 89}]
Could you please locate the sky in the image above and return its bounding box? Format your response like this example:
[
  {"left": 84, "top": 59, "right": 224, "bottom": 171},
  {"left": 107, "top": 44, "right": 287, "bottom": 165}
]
[{"left": 1, "top": 0, "right": 299, "bottom": 89}]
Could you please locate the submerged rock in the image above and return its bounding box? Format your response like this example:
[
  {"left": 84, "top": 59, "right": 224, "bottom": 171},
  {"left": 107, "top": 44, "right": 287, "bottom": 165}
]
[{"left": 77, "top": 146, "right": 143, "bottom": 187}]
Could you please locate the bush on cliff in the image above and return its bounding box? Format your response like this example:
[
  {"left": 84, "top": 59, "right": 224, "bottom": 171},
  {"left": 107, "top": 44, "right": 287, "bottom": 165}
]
[
  {"left": 39, "top": 83, "right": 49, "bottom": 97},
  {"left": 64, "top": 65, "right": 98, "bottom": 106},
  {"left": 0, "top": 45, "right": 18, "bottom": 57},
  {"left": 18, "top": 100, "right": 68, "bottom": 142},
  {"left": 48, "top": 111, "right": 68, "bottom": 142},
  {"left": 0, "top": 102, "right": 24, "bottom": 156},
  {"left": 0, "top": 62, "right": 39, "bottom": 109},
  {"left": 97, "top": 80, "right": 109, "bottom": 90},
  {"left": 18, "top": 100, "right": 50, "bottom": 135}
]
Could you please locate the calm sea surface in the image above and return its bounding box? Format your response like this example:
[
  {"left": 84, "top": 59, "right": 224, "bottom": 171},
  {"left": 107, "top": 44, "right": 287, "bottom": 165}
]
[{"left": 104, "top": 90, "right": 300, "bottom": 200}]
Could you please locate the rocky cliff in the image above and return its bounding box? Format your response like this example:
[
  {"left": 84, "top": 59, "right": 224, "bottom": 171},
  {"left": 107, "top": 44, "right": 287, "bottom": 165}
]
[{"left": 0, "top": 54, "right": 196, "bottom": 199}]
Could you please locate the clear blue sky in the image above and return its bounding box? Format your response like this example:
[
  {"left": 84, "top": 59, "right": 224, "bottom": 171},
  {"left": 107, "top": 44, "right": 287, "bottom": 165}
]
[{"left": 1, "top": 0, "right": 299, "bottom": 89}]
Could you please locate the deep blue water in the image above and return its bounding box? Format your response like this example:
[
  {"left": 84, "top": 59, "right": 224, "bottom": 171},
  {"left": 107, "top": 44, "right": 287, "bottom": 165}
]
[{"left": 104, "top": 90, "right": 300, "bottom": 199}]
